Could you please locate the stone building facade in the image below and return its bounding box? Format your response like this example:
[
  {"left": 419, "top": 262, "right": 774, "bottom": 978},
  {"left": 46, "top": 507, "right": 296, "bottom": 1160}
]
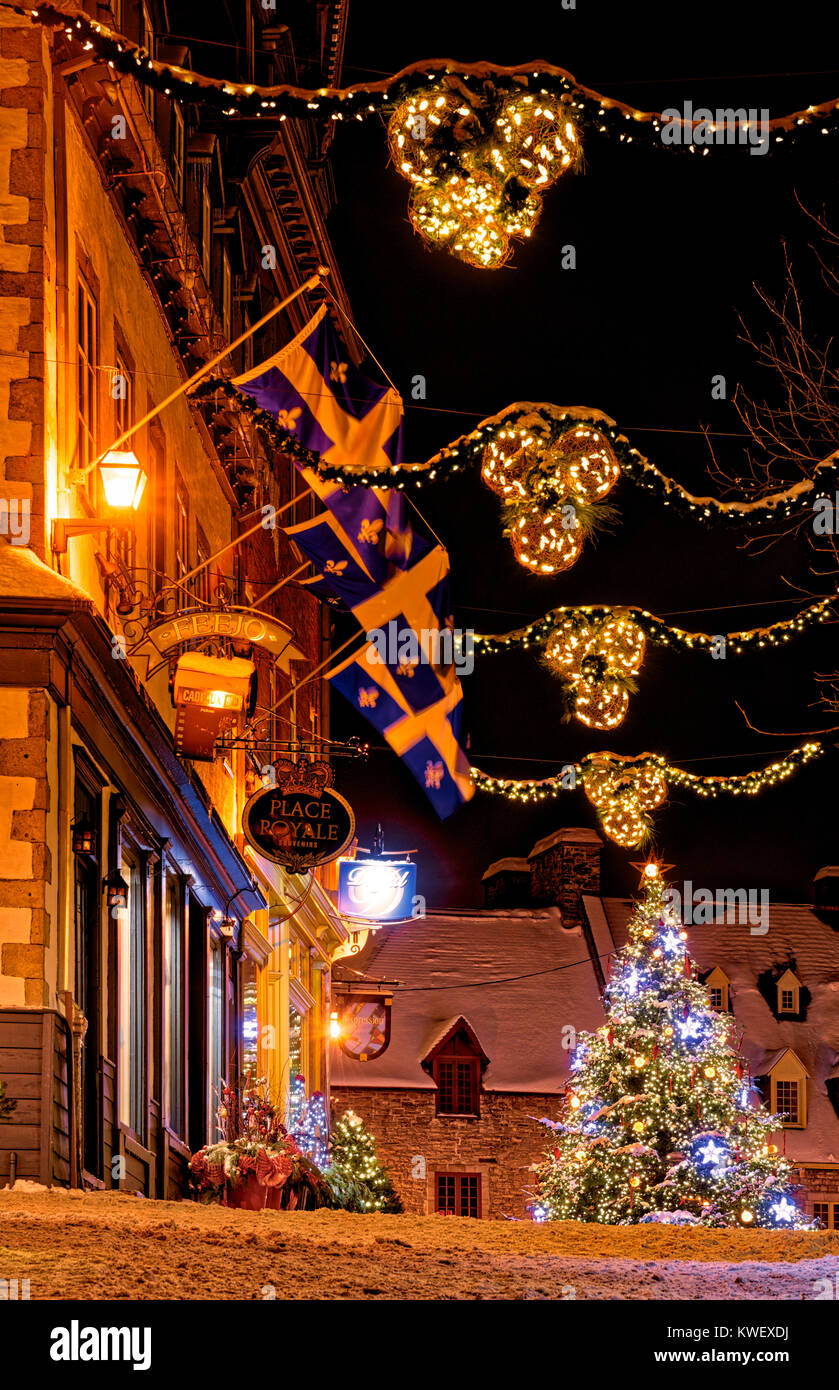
[{"left": 0, "top": 1, "right": 354, "bottom": 1194}]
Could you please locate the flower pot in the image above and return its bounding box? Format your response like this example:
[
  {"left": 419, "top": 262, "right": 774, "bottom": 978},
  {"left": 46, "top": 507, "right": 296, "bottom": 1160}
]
[{"left": 225, "top": 1173, "right": 268, "bottom": 1210}]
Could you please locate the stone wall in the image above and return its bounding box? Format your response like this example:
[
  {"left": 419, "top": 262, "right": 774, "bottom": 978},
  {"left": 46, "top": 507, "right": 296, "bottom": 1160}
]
[
  {"left": 0, "top": 13, "right": 48, "bottom": 558},
  {"left": 332, "top": 1085, "right": 559, "bottom": 1219},
  {"left": 529, "top": 829, "right": 602, "bottom": 926},
  {"left": 0, "top": 688, "right": 51, "bottom": 1007}
]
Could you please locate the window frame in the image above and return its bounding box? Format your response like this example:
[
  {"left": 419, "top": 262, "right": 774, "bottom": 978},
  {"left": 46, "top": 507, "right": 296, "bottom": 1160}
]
[
  {"left": 433, "top": 1053, "right": 480, "bottom": 1118},
  {"left": 77, "top": 273, "right": 99, "bottom": 491},
  {"left": 775, "top": 1077, "right": 801, "bottom": 1127},
  {"left": 435, "top": 1171, "right": 482, "bottom": 1218},
  {"left": 174, "top": 471, "right": 190, "bottom": 609}
]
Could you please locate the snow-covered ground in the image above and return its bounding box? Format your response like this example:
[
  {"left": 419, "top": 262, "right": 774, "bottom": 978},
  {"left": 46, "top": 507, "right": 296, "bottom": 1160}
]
[{"left": 1, "top": 1188, "right": 838, "bottom": 1300}]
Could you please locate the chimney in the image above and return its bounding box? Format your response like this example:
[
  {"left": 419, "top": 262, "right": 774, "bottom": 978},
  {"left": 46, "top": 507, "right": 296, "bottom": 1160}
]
[
  {"left": 814, "top": 866, "right": 839, "bottom": 925},
  {"left": 527, "top": 827, "right": 603, "bottom": 927},
  {"left": 482, "top": 857, "right": 531, "bottom": 909}
]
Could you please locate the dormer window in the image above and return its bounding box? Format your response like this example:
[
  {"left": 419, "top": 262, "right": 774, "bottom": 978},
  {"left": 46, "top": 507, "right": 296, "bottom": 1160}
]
[
  {"left": 766, "top": 1049, "right": 809, "bottom": 1129},
  {"left": 422, "top": 1018, "right": 490, "bottom": 1119},
  {"left": 705, "top": 966, "right": 730, "bottom": 1012},
  {"left": 776, "top": 969, "right": 802, "bottom": 1016}
]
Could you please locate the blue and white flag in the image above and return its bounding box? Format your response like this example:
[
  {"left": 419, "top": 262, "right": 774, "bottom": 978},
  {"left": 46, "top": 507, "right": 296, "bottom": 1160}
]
[{"left": 329, "top": 641, "right": 474, "bottom": 820}]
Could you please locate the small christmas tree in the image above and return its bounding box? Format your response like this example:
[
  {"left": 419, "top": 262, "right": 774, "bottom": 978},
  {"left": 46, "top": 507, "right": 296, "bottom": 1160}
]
[
  {"left": 326, "top": 1110, "right": 402, "bottom": 1213},
  {"left": 293, "top": 1090, "right": 329, "bottom": 1170},
  {"left": 0, "top": 1081, "right": 15, "bottom": 1123},
  {"left": 533, "top": 864, "right": 809, "bottom": 1228}
]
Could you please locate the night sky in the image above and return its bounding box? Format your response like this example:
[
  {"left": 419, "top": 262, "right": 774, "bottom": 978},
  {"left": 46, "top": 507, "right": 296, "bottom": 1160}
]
[{"left": 322, "top": 1, "right": 837, "bottom": 907}]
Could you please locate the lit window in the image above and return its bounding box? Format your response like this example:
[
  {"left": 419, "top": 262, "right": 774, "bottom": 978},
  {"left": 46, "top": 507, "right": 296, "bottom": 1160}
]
[
  {"left": 436, "top": 1173, "right": 481, "bottom": 1218},
  {"left": 77, "top": 276, "right": 98, "bottom": 486},
  {"left": 776, "top": 1079, "right": 800, "bottom": 1125},
  {"left": 175, "top": 473, "right": 189, "bottom": 609},
  {"left": 164, "top": 876, "right": 185, "bottom": 1137}
]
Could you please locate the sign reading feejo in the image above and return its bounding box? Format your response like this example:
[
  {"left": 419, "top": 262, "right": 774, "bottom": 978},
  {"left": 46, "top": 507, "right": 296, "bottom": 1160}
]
[
  {"left": 338, "top": 858, "right": 417, "bottom": 921},
  {"left": 242, "top": 762, "right": 355, "bottom": 872}
]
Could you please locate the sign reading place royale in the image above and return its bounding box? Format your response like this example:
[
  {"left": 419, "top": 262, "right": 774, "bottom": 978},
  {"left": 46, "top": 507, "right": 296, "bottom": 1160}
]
[{"left": 242, "top": 759, "right": 355, "bottom": 872}]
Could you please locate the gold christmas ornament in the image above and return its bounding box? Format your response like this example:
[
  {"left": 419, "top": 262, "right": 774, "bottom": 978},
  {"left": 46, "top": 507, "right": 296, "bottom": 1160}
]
[
  {"left": 387, "top": 86, "right": 581, "bottom": 267},
  {"left": 583, "top": 760, "right": 668, "bottom": 848},
  {"left": 509, "top": 502, "right": 585, "bottom": 573},
  {"left": 544, "top": 611, "right": 645, "bottom": 731}
]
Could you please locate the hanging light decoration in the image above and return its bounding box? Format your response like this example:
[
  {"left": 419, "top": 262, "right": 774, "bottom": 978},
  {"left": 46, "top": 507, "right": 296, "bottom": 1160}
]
[
  {"left": 544, "top": 611, "right": 646, "bottom": 730},
  {"left": 387, "top": 85, "right": 581, "bottom": 267},
  {"left": 583, "top": 761, "right": 668, "bottom": 849}
]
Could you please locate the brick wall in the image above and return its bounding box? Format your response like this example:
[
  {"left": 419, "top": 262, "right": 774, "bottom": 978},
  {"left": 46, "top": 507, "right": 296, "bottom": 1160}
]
[
  {"left": 332, "top": 1085, "right": 558, "bottom": 1219},
  {"left": 0, "top": 14, "right": 48, "bottom": 558}
]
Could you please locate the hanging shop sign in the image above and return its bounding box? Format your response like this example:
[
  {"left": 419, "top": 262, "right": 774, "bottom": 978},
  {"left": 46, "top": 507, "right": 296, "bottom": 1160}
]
[
  {"left": 241, "top": 759, "right": 355, "bottom": 872},
  {"left": 145, "top": 607, "right": 296, "bottom": 659},
  {"left": 337, "top": 858, "right": 417, "bottom": 922},
  {"left": 172, "top": 652, "right": 257, "bottom": 761},
  {"left": 336, "top": 993, "right": 392, "bottom": 1063}
]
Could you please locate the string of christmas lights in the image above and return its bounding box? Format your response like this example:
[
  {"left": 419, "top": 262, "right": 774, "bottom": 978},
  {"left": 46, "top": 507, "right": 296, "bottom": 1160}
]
[
  {"left": 474, "top": 598, "right": 835, "bottom": 731},
  {"left": 193, "top": 384, "right": 839, "bottom": 535},
  {"left": 473, "top": 742, "right": 824, "bottom": 848},
  {"left": 15, "top": 6, "right": 839, "bottom": 263},
  {"left": 19, "top": 6, "right": 839, "bottom": 141}
]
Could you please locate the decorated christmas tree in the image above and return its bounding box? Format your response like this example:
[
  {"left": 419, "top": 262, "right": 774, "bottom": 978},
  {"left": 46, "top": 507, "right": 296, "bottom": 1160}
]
[
  {"left": 293, "top": 1089, "right": 330, "bottom": 1170},
  {"left": 325, "top": 1109, "right": 403, "bottom": 1213},
  {"left": 533, "top": 864, "right": 809, "bottom": 1227}
]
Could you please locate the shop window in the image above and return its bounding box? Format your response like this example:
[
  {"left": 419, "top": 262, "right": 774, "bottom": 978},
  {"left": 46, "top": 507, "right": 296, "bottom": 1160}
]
[
  {"left": 73, "top": 773, "right": 102, "bottom": 1178},
  {"left": 118, "top": 849, "right": 147, "bottom": 1140},
  {"left": 289, "top": 1002, "right": 303, "bottom": 1079},
  {"left": 436, "top": 1173, "right": 481, "bottom": 1218},
  {"left": 242, "top": 958, "right": 259, "bottom": 1082},
  {"left": 209, "top": 943, "right": 224, "bottom": 1136},
  {"left": 164, "top": 876, "right": 185, "bottom": 1138}
]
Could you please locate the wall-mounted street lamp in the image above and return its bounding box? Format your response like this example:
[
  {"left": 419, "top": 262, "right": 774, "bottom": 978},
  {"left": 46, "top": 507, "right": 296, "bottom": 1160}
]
[
  {"left": 104, "top": 869, "right": 129, "bottom": 912},
  {"left": 52, "top": 450, "right": 148, "bottom": 554},
  {"left": 71, "top": 816, "right": 97, "bottom": 860}
]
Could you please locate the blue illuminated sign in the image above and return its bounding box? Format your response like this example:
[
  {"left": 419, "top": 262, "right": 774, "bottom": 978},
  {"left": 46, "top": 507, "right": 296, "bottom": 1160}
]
[{"left": 337, "top": 858, "right": 416, "bottom": 922}]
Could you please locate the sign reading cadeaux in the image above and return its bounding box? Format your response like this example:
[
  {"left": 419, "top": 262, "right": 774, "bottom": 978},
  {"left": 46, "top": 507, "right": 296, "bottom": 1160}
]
[
  {"left": 337, "top": 858, "right": 416, "bottom": 921},
  {"left": 242, "top": 759, "right": 355, "bottom": 872}
]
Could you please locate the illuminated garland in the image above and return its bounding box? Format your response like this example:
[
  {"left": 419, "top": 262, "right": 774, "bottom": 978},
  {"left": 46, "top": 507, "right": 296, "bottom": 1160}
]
[
  {"left": 16, "top": 7, "right": 839, "bottom": 261},
  {"left": 475, "top": 597, "right": 834, "bottom": 730},
  {"left": 21, "top": 7, "right": 839, "bottom": 137},
  {"left": 315, "top": 404, "right": 839, "bottom": 532},
  {"left": 473, "top": 742, "right": 824, "bottom": 848},
  {"left": 195, "top": 383, "right": 839, "bottom": 535}
]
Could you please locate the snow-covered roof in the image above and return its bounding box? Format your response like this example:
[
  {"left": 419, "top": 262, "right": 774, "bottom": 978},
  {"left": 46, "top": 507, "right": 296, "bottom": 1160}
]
[
  {"left": 528, "top": 826, "right": 603, "bottom": 859},
  {"left": 330, "top": 908, "right": 604, "bottom": 1094},
  {"left": 481, "top": 857, "right": 530, "bottom": 880},
  {"left": 598, "top": 898, "right": 839, "bottom": 1164},
  {"left": 0, "top": 537, "right": 92, "bottom": 604}
]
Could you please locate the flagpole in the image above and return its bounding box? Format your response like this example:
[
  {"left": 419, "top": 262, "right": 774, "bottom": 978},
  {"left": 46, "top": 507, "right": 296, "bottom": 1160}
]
[
  {"left": 74, "top": 268, "right": 330, "bottom": 477},
  {"left": 246, "top": 629, "right": 368, "bottom": 732}
]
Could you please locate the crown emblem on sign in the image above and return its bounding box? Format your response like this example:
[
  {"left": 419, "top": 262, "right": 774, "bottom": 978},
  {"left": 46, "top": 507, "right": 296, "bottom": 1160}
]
[{"left": 273, "top": 758, "right": 333, "bottom": 796}]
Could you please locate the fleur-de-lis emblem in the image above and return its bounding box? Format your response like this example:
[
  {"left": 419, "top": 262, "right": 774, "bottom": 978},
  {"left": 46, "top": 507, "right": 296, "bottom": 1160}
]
[
  {"left": 276, "top": 407, "right": 302, "bottom": 432},
  {"left": 357, "top": 517, "right": 383, "bottom": 545},
  {"left": 425, "top": 759, "right": 445, "bottom": 789},
  {"left": 359, "top": 687, "right": 379, "bottom": 709},
  {"left": 324, "top": 558, "right": 348, "bottom": 575},
  {"left": 330, "top": 360, "right": 348, "bottom": 383},
  {"left": 396, "top": 660, "right": 416, "bottom": 678}
]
